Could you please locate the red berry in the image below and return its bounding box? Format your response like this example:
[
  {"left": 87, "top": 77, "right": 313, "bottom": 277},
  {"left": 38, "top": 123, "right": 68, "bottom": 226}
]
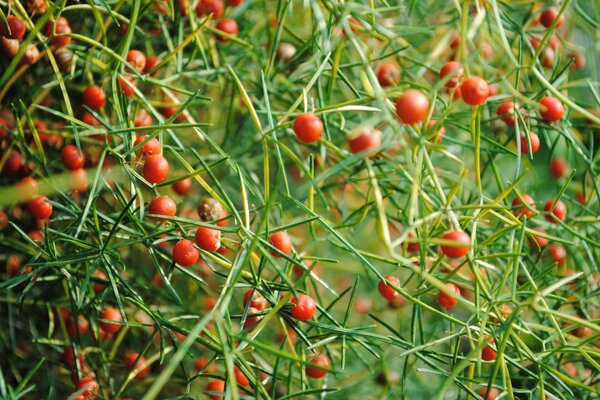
[
  {"left": 0, "top": 209, "right": 8, "bottom": 230},
  {"left": 305, "top": 354, "right": 331, "bottom": 379},
  {"left": 99, "top": 307, "right": 122, "bottom": 334},
  {"left": 348, "top": 127, "right": 381, "bottom": 156},
  {"left": 82, "top": 85, "right": 106, "bottom": 111},
  {"left": 126, "top": 49, "right": 146, "bottom": 72},
  {"left": 144, "top": 55, "right": 160, "bottom": 74},
  {"left": 543, "top": 199, "right": 566, "bottom": 223},
  {"left": 437, "top": 282, "right": 461, "bottom": 309},
  {"left": 575, "top": 191, "right": 586, "bottom": 205},
  {"left": 61, "top": 145, "right": 85, "bottom": 170},
  {"left": 17, "top": 176, "right": 39, "bottom": 201},
  {"left": 172, "top": 177, "right": 192, "bottom": 196},
  {"left": 46, "top": 17, "right": 72, "bottom": 47},
  {"left": 395, "top": 89, "right": 429, "bottom": 124},
  {"left": 194, "top": 356, "right": 217, "bottom": 373},
  {"left": 540, "top": 7, "right": 564, "bottom": 29},
  {"left": 3, "top": 150, "right": 23, "bottom": 175},
  {"left": 172, "top": 239, "right": 199, "bottom": 267},
  {"left": 269, "top": 231, "right": 292, "bottom": 257},
  {"left": 0, "top": 16, "right": 26, "bottom": 40},
  {"left": 243, "top": 289, "right": 269, "bottom": 310},
  {"left": 440, "top": 230, "right": 470, "bottom": 258},
  {"left": 242, "top": 306, "right": 262, "bottom": 330},
  {"left": 135, "top": 109, "right": 153, "bottom": 127},
  {"left": 196, "top": 0, "right": 225, "bottom": 18},
  {"left": 134, "top": 135, "right": 161, "bottom": 156},
  {"left": 71, "top": 168, "right": 89, "bottom": 192},
  {"left": 205, "top": 379, "right": 225, "bottom": 400},
  {"left": 215, "top": 18, "right": 238, "bottom": 42},
  {"left": 143, "top": 154, "right": 169, "bottom": 184},
  {"left": 293, "top": 112, "right": 323, "bottom": 144},
  {"left": 376, "top": 63, "right": 400, "bottom": 87},
  {"left": 512, "top": 194, "right": 536, "bottom": 218},
  {"left": 481, "top": 387, "right": 499, "bottom": 400},
  {"left": 518, "top": 132, "right": 540, "bottom": 155},
  {"left": 378, "top": 275, "right": 400, "bottom": 300},
  {"left": 439, "top": 61, "right": 463, "bottom": 88},
  {"left": 148, "top": 195, "right": 177, "bottom": 219},
  {"left": 496, "top": 100, "right": 521, "bottom": 127},
  {"left": 289, "top": 293, "right": 316, "bottom": 321},
  {"left": 118, "top": 75, "right": 136, "bottom": 97},
  {"left": 124, "top": 352, "right": 150, "bottom": 379},
  {"left": 62, "top": 347, "right": 85, "bottom": 368},
  {"left": 548, "top": 243, "right": 567, "bottom": 266},
  {"left": 227, "top": 0, "right": 243, "bottom": 6},
  {"left": 26, "top": 196, "right": 52, "bottom": 220},
  {"left": 234, "top": 365, "right": 249, "bottom": 386},
  {"left": 539, "top": 96, "right": 564, "bottom": 122},
  {"left": 405, "top": 232, "right": 420, "bottom": 253},
  {"left": 93, "top": 270, "right": 107, "bottom": 293},
  {"left": 549, "top": 158, "right": 567, "bottom": 179},
  {"left": 75, "top": 377, "right": 99, "bottom": 400},
  {"left": 461, "top": 76, "right": 489, "bottom": 106},
  {"left": 67, "top": 315, "right": 89, "bottom": 337},
  {"left": 481, "top": 337, "right": 497, "bottom": 361},
  {"left": 528, "top": 227, "right": 549, "bottom": 250},
  {"left": 195, "top": 226, "right": 221, "bottom": 252}
]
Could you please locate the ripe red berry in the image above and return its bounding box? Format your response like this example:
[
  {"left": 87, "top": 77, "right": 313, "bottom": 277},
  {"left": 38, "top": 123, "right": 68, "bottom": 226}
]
[
  {"left": 461, "top": 76, "right": 489, "bottom": 106},
  {"left": 82, "top": 85, "right": 106, "bottom": 111},
  {"left": 124, "top": 352, "right": 150, "bottom": 379},
  {"left": 269, "top": 231, "right": 292, "bottom": 257},
  {"left": 539, "top": 96, "right": 564, "bottom": 122},
  {"left": 376, "top": 63, "right": 400, "bottom": 87},
  {"left": 395, "top": 89, "right": 429, "bottom": 124},
  {"left": 293, "top": 112, "right": 323, "bottom": 144},
  {"left": 234, "top": 365, "right": 249, "bottom": 386},
  {"left": 143, "top": 154, "right": 169, "bottom": 184},
  {"left": 348, "top": 126, "right": 381, "bottom": 156},
  {"left": 405, "top": 232, "right": 420, "bottom": 253},
  {"left": 144, "top": 55, "right": 160, "bottom": 74},
  {"left": 205, "top": 379, "right": 225, "bottom": 400},
  {"left": 528, "top": 227, "right": 549, "bottom": 250},
  {"left": 305, "top": 354, "right": 331, "bottom": 379},
  {"left": 196, "top": 0, "right": 225, "bottom": 18},
  {"left": 134, "top": 135, "right": 161, "bottom": 156},
  {"left": 126, "top": 49, "right": 146, "bottom": 72},
  {"left": 215, "top": 18, "right": 238, "bottom": 42},
  {"left": 289, "top": 293, "right": 316, "bottom": 321},
  {"left": 135, "top": 109, "right": 153, "bottom": 127},
  {"left": 543, "top": 199, "right": 566, "bottom": 223},
  {"left": 0, "top": 16, "right": 26, "bottom": 40},
  {"left": 548, "top": 243, "right": 567, "bottom": 266},
  {"left": 118, "top": 75, "right": 136, "bottom": 97},
  {"left": 99, "top": 307, "right": 122, "bottom": 334},
  {"left": 243, "top": 289, "right": 269, "bottom": 310},
  {"left": 518, "top": 132, "right": 540, "bottom": 155},
  {"left": 148, "top": 195, "right": 177, "bottom": 219},
  {"left": 61, "top": 145, "right": 85, "bottom": 170},
  {"left": 549, "top": 158, "right": 567, "bottom": 179},
  {"left": 378, "top": 275, "right": 400, "bottom": 300},
  {"left": 172, "top": 177, "right": 192, "bottom": 196},
  {"left": 437, "top": 282, "right": 461, "bottom": 309},
  {"left": 195, "top": 226, "right": 221, "bottom": 252},
  {"left": 496, "top": 100, "right": 521, "bottom": 127},
  {"left": 93, "top": 270, "right": 107, "bottom": 293},
  {"left": 74, "top": 377, "right": 99, "bottom": 400},
  {"left": 481, "top": 337, "right": 497, "bottom": 361},
  {"left": 440, "top": 230, "right": 470, "bottom": 258},
  {"left": 439, "top": 61, "right": 464, "bottom": 88},
  {"left": 512, "top": 194, "right": 536, "bottom": 218},
  {"left": 4, "top": 150, "right": 23, "bottom": 175},
  {"left": 172, "top": 239, "right": 199, "bottom": 267},
  {"left": 480, "top": 387, "right": 499, "bottom": 400},
  {"left": 539, "top": 7, "right": 564, "bottom": 29},
  {"left": 26, "top": 196, "right": 52, "bottom": 220},
  {"left": 46, "top": 17, "right": 72, "bottom": 47}
]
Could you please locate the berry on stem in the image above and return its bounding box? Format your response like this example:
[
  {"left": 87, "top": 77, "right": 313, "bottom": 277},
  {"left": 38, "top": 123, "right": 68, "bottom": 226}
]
[
  {"left": 539, "top": 96, "right": 564, "bottom": 122},
  {"left": 289, "top": 293, "right": 316, "bottom": 321},
  {"left": 440, "top": 230, "right": 470, "bottom": 258},
  {"left": 143, "top": 154, "right": 169, "bottom": 184},
  {"left": 512, "top": 194, "right": 536, "bottom": 218},
  {"left": 269, "top": 231, "right": 292, "bottom": 257},
  {"left": 543, "top": 199, "right": 566, "bottom": 223},
  {"left": 461, "top": 76, "right": 489, "bottom": 106},
  {"left": 172, "top": 239, "right": 199, "bottom": 267},
  {"left": 61, "top": 145, "right": 85, "bottom": 170},
  {"left": 99, "top": 307, "right": 123, "bottom": 333},
  {"left": 378, "top": 275, "right": 400, "bottom": 300},
  {"left": 439, "top": 61, "right": 463, "bottom": 88},
  {"left": 395, "top": 89, "right": 429, "bottom": 124},
  {"left": 305, "top": 354, "right": 331, "bottom": 379},
  {"left": 437, "top": 282, "right": 461, "bottom": 309},
  {"left": 82, "top": 85, "right": 106, "bottom": 111},
  {"left": 195, "top": 226, "right": 221, "bottom": 252},
  {"left": 148, "top": 195, "right": 177, "bottom": 219},
  {"left": 293, "top": 112, "right": 323, "bottom": 144}
]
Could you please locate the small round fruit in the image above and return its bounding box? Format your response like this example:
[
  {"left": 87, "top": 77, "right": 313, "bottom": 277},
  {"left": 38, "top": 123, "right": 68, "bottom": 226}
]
[
  {"left": 0, "top": 16, "right": 26, "bottom": 40},
  {"left": 46, "top": 17, "right": 72, "bottom": 48},
  {"left": 26, "top": 196, "right": 52, "bottom": 220},
  {"left": 395, "top": 89, "right": 429, "bottom": 124},
  {"left": 378, "top": 275, "right": 400, "bottom": 300},
  {"left": 172, "top": 177, "right": 192, "bottom": 196},
  {"left": 461, "top": 76, "right": 489, "bottom": 106},
  {"left": 198, "top": 198, "right": 227, "bottom": 226},
  {"left": 215, "top": 18, "right": 238, "bottom": 42},
  {"left": 439, "top": 61, "right": 464, "bottom": 88},
  {"left": 437, "top": 282, "right": 461, "bottom": 309},
  {"left": 75, "top": 377, "right": 99, "bottom": 400},
  {"left": 481, "top": 338, "right": 497, "bottom": 361},
  {"left": 293, "top": 112, "right": 323, "bottom": 144},
  {"left": 143, "top": 155, "right": 169, "bottom": 184},
  {"left": 61, "top": 145, "right": 85, "bottom": 170},
  {"left": 242, "top": 306, "right": 262, "bottom": 330},
  {"left": 195, "top": 226, "right": 221, "bottom": 252},
  {"left": 134, "top": 135, "right": 161, "bottom": 156},
  {"left": 512, "top": 194, "right": 536, "bottom": 218},
  {"left": 196, "top": 0, "right": 225, "bottom": 18},
  {"left": 496, "top": 100, "right": 521, "bottom": 127},
  {"left": 124, "top": 352, "right": 150, "bottom": 379},
  {"left": 539, "top": 96, "right": 564, "bottom": 122},
  {"left": 243, "top": 289, "right": 269, "bottom": 310},
  {"left": 4, "top": 150, "right": 23, "bottom": 175},
  {"left": 528, "top": 227, "right": 549, "bottom": 250},
  {"left": 549, "top": 158, "right": 567, "bottom": 179},
  {"left": 480, "top": 387, "right": 499, "bottom": 400},
  {"left": 205, "top": 379, "right": 225, "bottom": 400},
  {"left": 148, "top": 195, "right": 177, "bottom": 219},
  {"left": 126, "top": 49, "right": 146, "bottom": 72},
  {"left": 289, "top": 294, "right": 316, "bottom": 321},
  {"left": 234, "top": 365, "right": 249, "bottom": 386},
  {"left": 118, "top": 75, "right": 136, "bottom": 97},
  {"left": 305, "top": 354, "right": 331, "bottom": 379},
  {"left": 543, "top": 199, "right": 566, "bottom": 223},
  {"left": 82, "top": 85, "right": 106, "bottom": 111},
  {"left": 269, "top": 231, "right": 292, "bottom": 257},
  {"left": 348, "top": 126, "right": 382, "bottom": 156},
  {"left": 540, "top": 7, "right": 564, "bottom": 28},
  {"left": 172, "top": 239, "right": 199, "bottom": 267},
  {"left": 518, "top": 132, "right": 540, "bottom": 155},
  {"left": 440, "top": 230, "right": 470, "bottom": 258},
  {"left": 406, "top": 232, "right": 420, "bottom": 253},
  {"left": 548, "top": 243, "right": 567, "bottom": 265},
  {"left": 376, "top": 63, "right": 400, "bottom": 87},
  {"left": 99, "top": 307, "right": 122, "bottom": 334}
]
